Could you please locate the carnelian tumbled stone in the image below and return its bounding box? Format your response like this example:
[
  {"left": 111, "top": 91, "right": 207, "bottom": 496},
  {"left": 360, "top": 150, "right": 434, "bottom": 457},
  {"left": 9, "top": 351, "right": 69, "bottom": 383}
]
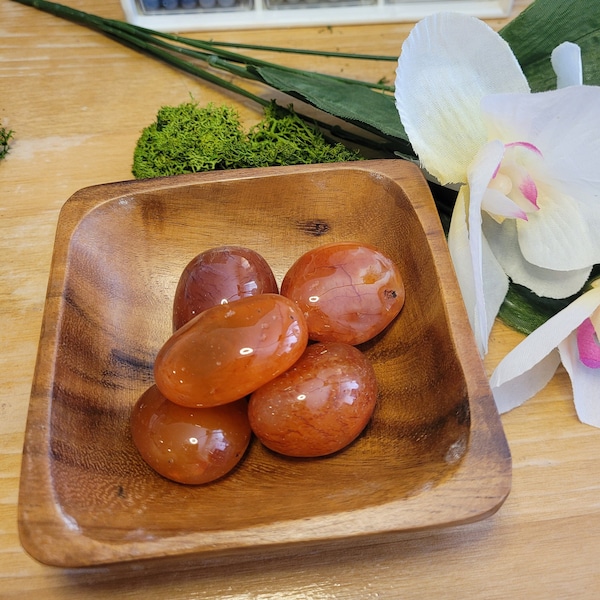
[
  {"left": 280, "top": 241, "right": 405, "bottom": 345},
  {"left": 154, "top": 293, "right": 308, "bottom": 408},
  {"left": 131, "top": 385, "right": 251, "bottom": 485},
  {"left": 248, "top": 342, "right": 378, "bottom": 457},
  {"left": 173, "top": 246, "right": 278, "bottom": 330}
]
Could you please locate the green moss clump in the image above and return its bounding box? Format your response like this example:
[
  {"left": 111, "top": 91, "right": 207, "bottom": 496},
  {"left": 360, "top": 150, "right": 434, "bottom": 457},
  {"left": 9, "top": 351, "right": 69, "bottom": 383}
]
[
  {"left": 132, "top": 101, "right": 361, "bottom": 179},
  {"left": 244, "top": 102, "right": 363, "bottom": 167},
  {"left": 0, "top": 122, "right": 13, "bottom": 162}
]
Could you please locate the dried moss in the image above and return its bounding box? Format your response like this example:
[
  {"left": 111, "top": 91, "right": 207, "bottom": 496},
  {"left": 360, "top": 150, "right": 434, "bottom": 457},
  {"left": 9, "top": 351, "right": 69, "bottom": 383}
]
[
  {"left": 132, "top": 101, "right": 361, "bottom": 179},
  {"left": 0, "top": 122, "right": 13, "bottom": 162}
]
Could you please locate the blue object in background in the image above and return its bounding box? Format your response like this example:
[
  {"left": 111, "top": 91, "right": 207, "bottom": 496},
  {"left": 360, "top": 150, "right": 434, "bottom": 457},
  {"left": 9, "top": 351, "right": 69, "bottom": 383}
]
[{"left": 140, "top": 0, "right": 161, "bottom": 10}]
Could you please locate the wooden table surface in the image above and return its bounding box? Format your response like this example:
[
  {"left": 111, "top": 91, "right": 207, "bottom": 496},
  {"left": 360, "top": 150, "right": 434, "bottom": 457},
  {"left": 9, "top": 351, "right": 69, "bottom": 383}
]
[{"left": 2, "top": 0, "right": 599, "bottom": 597}]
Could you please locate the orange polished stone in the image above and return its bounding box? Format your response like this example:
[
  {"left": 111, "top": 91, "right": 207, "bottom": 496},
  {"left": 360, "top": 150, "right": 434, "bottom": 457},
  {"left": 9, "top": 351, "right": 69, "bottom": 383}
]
[
  {"left": 248, "top": 342, "right": 378, "bottom": 457},
  {"left": 173, "top": 246, "right": 278, "bottom": 330},
  {"left": 155, "top": 293, "right": 308, "bottom": 408},
  {"left": 131, "top": 385, "right": 251, "bottom": 485},
  {"left": 281, "top": 242, "right": 405, "bottom": 345}
]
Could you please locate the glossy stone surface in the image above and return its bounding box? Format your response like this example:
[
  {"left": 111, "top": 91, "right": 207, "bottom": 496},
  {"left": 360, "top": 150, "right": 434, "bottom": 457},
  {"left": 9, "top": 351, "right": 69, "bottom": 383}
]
[
  {"left": 155, "top": 293, "right": 308, "bottom": 407},
  {"left": 173, "top": 246, "right": 278, "bottom": 330},
  {"left": 131, "top": 386, "right": 251, "bottom": 485},
  {"left": 248, "top": 342, "right": 378, "bottom": 457},
  {"left": 281, "top": 242, "right": 405, "bottom": 345}
]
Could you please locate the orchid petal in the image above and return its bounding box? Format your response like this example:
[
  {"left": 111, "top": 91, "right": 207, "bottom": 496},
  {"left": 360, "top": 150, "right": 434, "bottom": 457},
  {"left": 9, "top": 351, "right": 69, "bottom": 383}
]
[
  {"left": 481, "top": 87, "right": 600, "bottom": 206},
  {"left": 558, "top": 335, "right": 600, "bottom": 428},
  {"left": 466, "top": 140, "right": 505, "bottom": 348},
  {"left": 491, "top": 350, "right": 562, "bottom": 414},
  {"left": 467, "top": 140, "right": 506, "bottom": 346},
  {"left": 517, "top": 186, "right": 600, "bottom": 272},
  {"left": 505, "top": 141, "right": 542, "bottom": 156},
  {"left": 551, "top": 42, "right": 583, "bottom": 88},
  {"left": 448, "top": 182, "right": 508, "bottom": 356},
  {"left": 491, "top": 285, "right": 600, "bottom": 416},
  {"left": 448, "top": 191, "right": 477, "bottom": 333},
  {"left": 576, "top": 318, "right": 600, "bottom": 368},
  {"left": 518, "top": 173, "right": 538, "bottom": 206},
  {"left": 483, "top": 214, "right": 592, "bottom": 298},
  {"left": 481, "top": 188, "right": 528, "bottom": 220},
  {"left": 492, "top": 142, "right": 542, "bottom": 214},
  {"left": 395, "top": 12, "right": 529, "bottom": 185}
]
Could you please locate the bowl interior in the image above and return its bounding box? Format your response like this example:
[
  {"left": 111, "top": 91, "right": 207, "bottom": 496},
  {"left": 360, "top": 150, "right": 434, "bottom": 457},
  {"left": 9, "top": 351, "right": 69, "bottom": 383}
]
[{"left": 46, "top": 166, "right": 470, "bottom": 543}]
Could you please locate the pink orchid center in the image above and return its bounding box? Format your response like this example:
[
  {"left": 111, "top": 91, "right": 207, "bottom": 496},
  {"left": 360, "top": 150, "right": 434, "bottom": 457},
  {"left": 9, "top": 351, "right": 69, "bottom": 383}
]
[
  {"left": 576, "top": 315, "right": 600, "bottom": 369},
  {"left": 487, "top": 142, "right": 543, "bottom": 220}
]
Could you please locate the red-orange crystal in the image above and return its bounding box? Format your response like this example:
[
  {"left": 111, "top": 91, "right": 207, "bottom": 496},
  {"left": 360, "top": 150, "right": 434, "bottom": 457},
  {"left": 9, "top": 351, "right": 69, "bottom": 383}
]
[
  {"left": 131, "top": 385, "right": 251, "bottom": 485},
  {"left": 248, "top": 342, "right": 378, "bottom": 457},
  {"left": 154, "top": 293, "right": 309, "bottom": 408},
  {"left": 173, "top": 246, "right": 278, "bottom": 330},
  {"left": 281, "top": 241, "right": 405, "bottom": 345}
]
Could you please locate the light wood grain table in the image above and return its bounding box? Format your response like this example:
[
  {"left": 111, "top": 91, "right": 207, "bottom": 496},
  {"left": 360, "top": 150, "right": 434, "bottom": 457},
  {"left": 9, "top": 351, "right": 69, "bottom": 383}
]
[{"left": 2, "top": 0, "right": 599, "bottom": 597}]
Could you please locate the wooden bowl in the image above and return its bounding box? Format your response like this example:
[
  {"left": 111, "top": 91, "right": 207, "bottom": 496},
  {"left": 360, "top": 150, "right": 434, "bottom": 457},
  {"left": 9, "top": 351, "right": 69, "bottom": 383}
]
[{"left": 18, "top": 160, "right": 511, "bottom": 567}]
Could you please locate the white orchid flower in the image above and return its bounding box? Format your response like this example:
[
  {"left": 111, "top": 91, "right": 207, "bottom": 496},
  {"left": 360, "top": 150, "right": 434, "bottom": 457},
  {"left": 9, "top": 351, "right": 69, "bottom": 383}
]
[
  {"left": 491, "top": 279, "right": 600, "bottom": 428},
  {"left": 395, "top": 12, "right": 600, "bottom": 355}
]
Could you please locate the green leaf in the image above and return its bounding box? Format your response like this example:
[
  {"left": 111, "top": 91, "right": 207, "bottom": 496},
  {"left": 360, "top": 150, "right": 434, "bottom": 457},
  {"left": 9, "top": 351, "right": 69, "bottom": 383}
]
[
  {"left": 251, "top": 66, "right": 414, "bottom": 155},
  {"left": 499, "top": 265, "right": 600, "bottom": 335},
  {"left": 500, "top": 0, "right": 600, "bottom": 91},
  {"left": 498, "top": 284, "right": 574, "bottom": 335}
]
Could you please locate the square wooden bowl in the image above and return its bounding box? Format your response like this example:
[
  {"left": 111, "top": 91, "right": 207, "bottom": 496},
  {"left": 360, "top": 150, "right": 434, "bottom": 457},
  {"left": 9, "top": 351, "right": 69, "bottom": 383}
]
[{"left": 18, "top": 160, "right": 511, "bottom": 567}]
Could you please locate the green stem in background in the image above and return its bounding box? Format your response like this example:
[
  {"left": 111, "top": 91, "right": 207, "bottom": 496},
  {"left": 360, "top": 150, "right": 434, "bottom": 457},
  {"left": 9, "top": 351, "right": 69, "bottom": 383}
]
[
  {"left": 12, "top": 0, "right": 403, "bottom": 150},
  {"left": 13, "top": 0, "right": 393, "bottom": 91},
  {"left": 146, "top": 26, "right": 395, "bottom": 91},
  {"left": 14, "top": 0, "right": 272, "bottom": 106},
  {"left": 103, "top": 22, "right": 272, "bottom": 106},
  {"left": 194, "top": 39, "right": 398, "bottom": 62}
]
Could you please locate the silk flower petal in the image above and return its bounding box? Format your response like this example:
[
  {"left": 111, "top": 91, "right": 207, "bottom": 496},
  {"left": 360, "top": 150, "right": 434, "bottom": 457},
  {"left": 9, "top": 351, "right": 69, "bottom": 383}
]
[
  {"left": 491, "top": 286, "right": 600, "bottom": 416},
  {"left": 448, "top": 143, "right": 509, "bottom": 355},
  {"left": 484, "top": 215, "right": 592, "bottom": 298},
  {"left": 517, "top": 185, "right": 600, "bottom": 271},
  {"left": 466, "top": 140, "right": 506, "bottom": 352},
  {"left": 551, "top": 42, "right": 583, "bottom": 88},
  {"left": 395, "top": 12, "right": 529, "bottom": 186},
  {"left": 559, "top": 335, "right": 600, "bottom": 428},
  {"left": 481, "top": 87, "right": 600, "bottom": 201}
]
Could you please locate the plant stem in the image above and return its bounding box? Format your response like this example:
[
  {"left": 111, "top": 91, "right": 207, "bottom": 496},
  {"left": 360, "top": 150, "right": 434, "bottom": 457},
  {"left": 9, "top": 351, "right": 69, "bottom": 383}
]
[
  {"left": 194, "top": 40, "right": 398, "bottom": 62},
  {"left": 13, "top": 0, "right": 403, "bottom": 153},
  {"left": 14, "top": 0, "right": 393, "bottom": 91}
]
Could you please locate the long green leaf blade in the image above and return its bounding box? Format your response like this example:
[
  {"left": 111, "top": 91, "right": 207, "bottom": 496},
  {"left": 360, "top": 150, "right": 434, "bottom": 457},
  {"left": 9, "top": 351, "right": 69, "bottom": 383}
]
[
  {"left": 500, "top": 0, "right": 600, "bottom": 91},
  {"left": 252, "top": 66, "right": 412, "bottom": 151}
]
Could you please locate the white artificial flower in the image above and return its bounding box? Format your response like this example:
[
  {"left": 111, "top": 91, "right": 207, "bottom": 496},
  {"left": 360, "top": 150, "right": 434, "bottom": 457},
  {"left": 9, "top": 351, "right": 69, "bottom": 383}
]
[
  {"left": 395, "top": 13, "right": 600, "bottom": 355},
  {"left": 491, "top": 280, "right": 600, "bottom": 428}
]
